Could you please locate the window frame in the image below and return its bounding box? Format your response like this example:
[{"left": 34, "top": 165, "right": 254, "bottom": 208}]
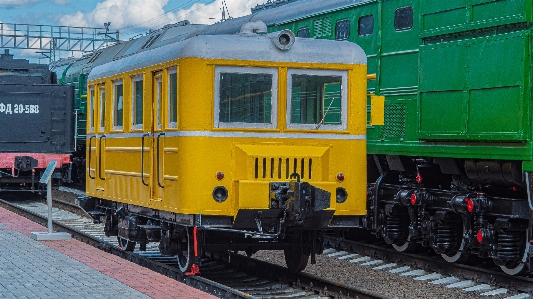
[
  {"left": 297, "top": 27, "right": 310, "bottom": 38},
  {"left": 214, "top": 66, "right": 278, "bottom": 129},
  {"left": 335, "top": 19, "right": 350, "bottom": 41},
  {"left": 112, "top": 79, "right": 124, "bottom": 131},
  {"left": 88, "top": 86, "right": 95, "bottom": 133},
  {"left": 358, "top": 14, "right": 374, "bottom": 36},
  {"left": 394, "top": 6, "right": 413, "bottom": 31},
  {"left": 167, "top": 67, "right": 178, "bottom": 129},
  {"left": 98, "top": 86, "right": 106, "bottom": 132},
  {"left": 131, "top": 75, "right": 144, "bottom": 130},
  {"left": 286, "top": 69, "right": 348, "bottom": 131}
]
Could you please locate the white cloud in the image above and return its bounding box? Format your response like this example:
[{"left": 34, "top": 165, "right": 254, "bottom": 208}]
[
  {"left": 0, "top": 0, "right": 39, "bottom": 7},
  {"left": 51, "top": 0, "right": 71, "bottom": 4},
  {"left": 58, "top": 0, "right": 265, "bottom": 36}
]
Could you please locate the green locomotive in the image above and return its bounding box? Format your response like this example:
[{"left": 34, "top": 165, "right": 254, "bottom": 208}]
[{"left": 200, "top": 0, "right": 533, "bottom": 274}]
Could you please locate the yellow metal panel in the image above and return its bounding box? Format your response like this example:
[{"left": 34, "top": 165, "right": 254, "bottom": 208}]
[{"left": 370, "top": 95, "right": 385, "bottom": 126}]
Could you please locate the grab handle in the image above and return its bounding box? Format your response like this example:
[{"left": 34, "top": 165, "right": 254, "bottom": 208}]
[
  {"left": 141, "top": 133, "right": 149, "bottom": 186},
  {"left": 88, "top": 136, "right": 96, "bottom": 179},
  {"left": 98, "top": 135, "right": 106, "bottom": 180},
  {"left": 157, "top": 133, "right": 165, "bottom": 188}
]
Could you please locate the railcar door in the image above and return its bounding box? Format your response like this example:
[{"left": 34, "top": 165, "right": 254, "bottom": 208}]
[
  {"left": 95, "top": 85, "right": 107, "bottom": 192},
  {"left": 150, "top": 72, "right": 165, "bottom": 203}
]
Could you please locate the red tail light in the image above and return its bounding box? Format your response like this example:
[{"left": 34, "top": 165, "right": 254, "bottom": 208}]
[
  {"left": 416, "top": 173, "right": 422, "bottom": 184},
  {"left": 336, "top": 173, "right": 345, "bottom": 182},
  {"left": 216, "top": 171, "right": 224, "bottom": 180},
  {"left": 410, "top": 193, "right": 417, "bottom": 205}
]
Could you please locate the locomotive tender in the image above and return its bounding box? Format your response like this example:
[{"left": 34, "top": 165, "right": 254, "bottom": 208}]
[
  {"left": 193, "top": 0, "right": 533, "bottom": 275},
  {"left": 83, "top": 24, "right": 369, "bottom": 274},
  {"left": 0, "top": 49, "right": 74, "bottom": 190}
]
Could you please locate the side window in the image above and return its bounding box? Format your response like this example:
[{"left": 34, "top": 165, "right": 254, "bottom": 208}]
[
  {"left": 358, "top": 15, "right": 374, "bottom": 36},
  {"left": 297, "top": 28, "right": 310, "bottom": 38},
  {"left": 335, "top": 19, "right": 350, "bottom": 41},
  {"left": 287, "top": 69, "right": 347, "bottom": 130},
  {"left": 113, "top": 80, "right": 123, "bottom": 130},
  {"left": 88, "top": 87, "right": 95, "bottom": 132},
  {"left": 215, "top": 66, "right": 277, "bottom": 129},
  {"left": 132, "top": 76, "right": 144, "bottom": 129},
  {"left": 154, "top": 72, "right": 162, "bottom": 130},
  {"left": 395, "top": 6, "right": 413, "bottom": 31},
  {"left": 99, "top": 87, "right": 106, "bottom": 132},
  {"left": 168, "top": 68, "right": 178, "bottom": 128}
]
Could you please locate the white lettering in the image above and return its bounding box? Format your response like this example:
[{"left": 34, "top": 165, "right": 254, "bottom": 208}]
[
  {"left": 6, "top": 104, "right": 12, "bottom": 114},
  {"left": 0, "top": 103, "right": 5, "bottom": 113},
  {"left": 0, "top": 103, "right": 40, "bottom": 114}
]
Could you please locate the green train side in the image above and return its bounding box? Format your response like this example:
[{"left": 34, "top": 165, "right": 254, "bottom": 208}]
[{"left": 266, "top": 0, "right": 533, "bottom": 275}]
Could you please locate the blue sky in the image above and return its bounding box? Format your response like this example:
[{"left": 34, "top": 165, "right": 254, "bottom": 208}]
[{"left": 0, "top": 0, "right": 264, "bottom": 62}]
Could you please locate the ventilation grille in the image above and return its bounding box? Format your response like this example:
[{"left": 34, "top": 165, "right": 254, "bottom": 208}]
[
  {"left": 314, "top": 17, "right": 332, "bottom": 38},
  {"left": 254, "top": 157, "right": 313, "bottom": 180},
  {"left": 380, "top": 103, "right": 406, "bottom": 139}
]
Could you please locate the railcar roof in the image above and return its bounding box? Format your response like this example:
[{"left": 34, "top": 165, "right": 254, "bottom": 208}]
[
  {"left": 192, "top": 0, "right": 367, "bottom": 36},
  {"left": 88, "top": 33, "right": 366, "bottom": 81}
]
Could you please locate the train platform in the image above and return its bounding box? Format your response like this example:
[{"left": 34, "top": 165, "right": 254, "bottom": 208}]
[{"left": 0, "top": 207, "right": 218, "bottom": 299}]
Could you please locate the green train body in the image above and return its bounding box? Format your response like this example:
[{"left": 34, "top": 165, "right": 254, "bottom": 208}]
[
  {"left": 269, "top": 0, "right": 533, "bottom": 166},
  {"left": 221, "top": 0, "right": 533, "bottom": 275}
]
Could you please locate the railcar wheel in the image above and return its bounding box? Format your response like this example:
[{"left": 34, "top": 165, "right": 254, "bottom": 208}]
[
  {"left": 441, "top": 237, "right": 468, "bottom": 263},
  {"left": 392, "top": 241, "right": 418, "bottom": 253},
  {"left": 177, "top": 228, "right": 193, "bottom": 273},
  {"left": 499, "top": 234, "right": 530, "bottom": 276},
  {"left": 117, "top": 236, "right": 136, "bottom": 251},
  {"left": 284, "top": 246, "right": 309, "bottom": 273}
]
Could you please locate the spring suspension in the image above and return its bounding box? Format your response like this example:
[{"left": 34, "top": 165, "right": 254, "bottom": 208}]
[
  {"left": 385, "top": 215, "right": 409, "bottom": 243},
  {"left": 497, "top": 231, "right": 521, "bottom": 261},
  {"left": 436, "top": 222, "right": 458, "bottom": 250}
]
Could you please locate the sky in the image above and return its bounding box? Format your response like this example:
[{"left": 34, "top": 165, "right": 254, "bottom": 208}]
[{"left": 0, "top": 0, "right": 266, "bottom": 62}]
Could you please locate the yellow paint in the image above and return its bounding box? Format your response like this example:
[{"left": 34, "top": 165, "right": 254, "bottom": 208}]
[
  {"left": 86, "top": 50, "right": 368, "bottom": 219},
  {"left": 370, "top": 95, "right": 385, "bottom": 126}
]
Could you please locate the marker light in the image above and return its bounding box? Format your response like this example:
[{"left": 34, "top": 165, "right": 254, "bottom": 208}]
[
  {"left": 216, "top": 171, "right": 224, "bottom": 180},
  {"left": 477, "top": 230, "right": 484, "bottom": 243},
  {"left": 464, "top": 198, "right": 474, "bottom": 213},
  {"left": 336, "top": 173, "right": 345, "bottom": 182},
  {"left": 410, "top": 193, "right": 417, "bottom": 205},
  {"left": 416, "top": 173, "right": 422, "bottom": 184}
]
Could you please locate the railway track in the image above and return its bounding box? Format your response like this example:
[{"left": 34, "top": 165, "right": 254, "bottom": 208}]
[
  {"left": 323, "top": 234, "right": 533, "bottom": 297},
  {"left": 0, "top": 193, "right": 389, "bottom": 299}
]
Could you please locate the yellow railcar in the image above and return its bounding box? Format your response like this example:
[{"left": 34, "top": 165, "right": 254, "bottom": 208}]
[{"left": 85, "top": 26, "right": 368, "bottom": 274}]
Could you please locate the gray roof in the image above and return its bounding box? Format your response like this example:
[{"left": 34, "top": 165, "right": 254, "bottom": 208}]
[
  {"left": 88, "top": 33, "right": 366, "bottom": 81},
  {"left": 192, "top": 0, "right": 366, "bottom": 36}
]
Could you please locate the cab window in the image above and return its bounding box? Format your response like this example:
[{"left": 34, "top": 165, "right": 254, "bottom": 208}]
[
  {"left": 287, "top": 69, "right": 347, "bottom": 130},
  {"left": 395, "top": 6, "right": 413, "bottom": 31},
  {"left": 215, "top": 66, "right": 277, "bottom": 129}
]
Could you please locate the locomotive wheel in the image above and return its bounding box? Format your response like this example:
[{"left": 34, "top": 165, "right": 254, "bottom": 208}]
[
  {"left": 284, "top": 246, "right": 309, "bottom": 273},
  {"left": 177, "top": 228, "right": 193, "bottom": 273},
  {"left": 499, "top": 234, "right": 530, "bottom": 276},
  {"left": 117, "top": 236, "right": 136, "bottom": 251},
  {"left": 441, "top": 238, "right": 468, "bottom": 263},
  {"left": 441, "top": 225, "right": 468, "bottom": 263},
  {"left": 392, "top": 241, "right": 418, "bottom": 253}
]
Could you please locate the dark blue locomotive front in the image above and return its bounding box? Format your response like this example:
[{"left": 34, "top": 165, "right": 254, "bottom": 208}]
[{"left": 0, "top": 49, "right": 74, "bottom": 190}]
